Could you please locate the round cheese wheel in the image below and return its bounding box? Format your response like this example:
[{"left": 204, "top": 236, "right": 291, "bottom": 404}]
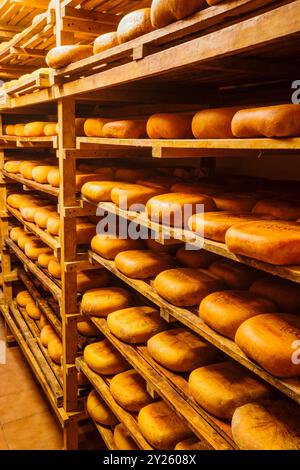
[
  {"left": 208, "top": 259, "right": 262, "bottom": 289},
  {"left": 16, "top": 290, "right": 33, "bottom": 307},
  {"left": 102, "top": 120, "right": 147, "bottom": 139},
  {"left": 48, "top": 338, "right": 63, "bottom": 364},
  {"left": 34, "top": 208, "right": 58, "bottom": 229},
  {"left": 225, "top": 220, "right": 300, "bottom": 265},
  {"left": 153, "top": 268, "right": 225, "bottom": 307},
  {"left": 75, "top": 118, "right": 86, "bottom": 136},
  {"left": 114, "top": 424, "right": 139, "bottom": 451},
  {"left": 14, "top": 124, "right": 26, "bottom": 136},
  {"left": 5, "top": 124, "right": 15, "bottom": 135},
  {"left": 148, "top": 328, "right": 218, "bottom": 372},
  {"left": 189, "top": 362, "right": 271, "bottom": 420},
  {"left": 24, "top": 240, "right": 52, "bottom": 260},
  {"left": 199, "top": 290, "right": 278, "bottom": 339},
  {"left": 110, "top": 369, "right": 153, "bottom": 411},
  {"left": 176, "top": 247, "right": 218, "bottom": 268},
  {"left": 138, "top": 401, "right": 193, "bottom": 450},
  {"left": 24, "top": 122, "right": 48, "bottom": 137},
  {"left": 175, "top": 437, "right": 207, "bottom": 450},
  {"left": 91, "top": 234, "right": 145, "bottom": 260},
  {"left": 46, "top": 45, "right": 93, "bottom": 69},
  {"left": 40, "top": 325, "right": 58, "bottom": 347},
  {"left": 83, "top": 339, "right": 129, "bottom": 375},
  {"left": 250, "top": 276, "right": 300, "bottom": 313},
  {"left": 19, "top": 162, "right": 40, "bottom": 179},
  {"left": 107, "top": 306, "right": 167, "bottom": 343},
  {"left": 18, "top": 234, "right": 37, "bottom": 251},
  {"left": 39, "top": 315, "right": 48, "bottom": 329},
  {"left": 77, "top": 269, "right": 111, "bottom": 293},
  {"left": 38, "top": 253, "right": 56, "bottom": 268},
  {"left": 48, "top": 258, "right": 61, "bottom": 279},
  {"left": 43, "top": 123, "right": 58, "bottom": 136},
  {"left": 87, "top": 389, "right": 118, "bottom": 426},
  {"left": 26, "top": 302, "right": 42, "bottom": 320},
  {"left": 117, "top": 8, "right": 154, "bottom": 44},
  {"left": 192, "top": 108, "right": 239, "bottom": 138},
  {"left": 146, "top": 193, "right": 216, "bottom": 227},
  {"left": 46, "top": 215, "right": 60, "bottom": 235},
  {"left": 32, "top": 165, "right": 55, "bottom": 184},
  {"left": 252, "top": 199, "right": 300, "bottom": 220},
  {"left": 7, "top": 194, "right": 36, "bottom": 209},
  {"left": 147, "top": 114, "right": 193, "bottom": 139},
  {"left": 93, "top": 32, "right": 119, "bottom": 54},
  {"left": 114, "top": 250, "right": 175, "bottom": 279},
  {"left": 47, "top": 168, "right": 60, "bottom": 187},
  {"left": 83, "top": 118, "right": 111, "bottom": 137},
  {"left": 213, "top": 193, "right": 260, "bottom": 212},
  {"left": 111, "top": 184, "right": 162, "bottom": 209},
  {"left": 10, "top": 226, "right": 25, "bottom": 242},
  {"left": 231, "top": 400, "right": 300, "bottom": 450},
  {"left": 81, "top": 287, "right": 132, "bottom": 317},
  {"left": 75, "top": 172, "right": 111, "bottom": 192},
  {"left": 81, "top": 181, "right": 129, "bottom": 203},
  {"left": 4, "top": 160, "right": 23, "bottom": 173},
  {"left": 235, "top": 313, "right": 300, "bottom": 377},
  {"left": 21, "top": 203, "right": 53, "bottom": 222},
  {"left": 77, "top": 320, "right": 99, "bottom": 337},
  {"left": 151, "top": 0, "right": 207, "bottom": 28},
  {"left": 115, "top": 168, "right": 154, "bottom": 183}
]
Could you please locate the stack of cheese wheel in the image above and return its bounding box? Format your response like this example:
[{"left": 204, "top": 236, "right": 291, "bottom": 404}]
[{"left": 40, "top": 324, "right": 62, "bottom": 364}]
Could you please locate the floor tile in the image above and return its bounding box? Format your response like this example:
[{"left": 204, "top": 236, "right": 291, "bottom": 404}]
[
  {"left": 0, "top": 368, "right": 37, "bottom": 397},
  {"left": 0, "top": 426, "right": 8, "bottom": 450},
  {"left": 0, "top": 387, "right": 48, "bottom": 425}
]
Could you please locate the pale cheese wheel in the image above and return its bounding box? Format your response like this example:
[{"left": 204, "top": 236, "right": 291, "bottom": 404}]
[
  {"left": 10, "top": 226, "right": 25, "bottom": 242},
  {"left": 199, "top": 290, "right": 278, "bottom": 339},
  {"left": 7, "top": 193, "right": 38, "bottom": 209},
  {"left": 117, "top": 8, "right": 154, "bottom": 44},
  {"left": 81, "top": 287, "right": 132, "bottom": 317},
  {"left": 147, "top": 114, "right": 193, "bottom": 139},
  {"left": 37, "top": 253, "right": 56, "bottom": 269},
  {"left": 77, "top": 320, "right": 99, "bottom": 337},
  {"left": 192, "top": 107, "right": 239, "bottom": 138},
  {"left": 110, "top": 369, "right": 153, "bottom": 412},
  {"left": 48, "top": 258, "right": 61, "bottom": 279},
  {"left": 231, "top": 400, "right": 300, "bottom": 450},
  {"left": 48, "top": 338, "right": 63, "bottom": 364},
  {"left": 146, "top": 193, "right": 216, "bottom": 227},
  {"left": 114, "top": 250, "right": 175, "bottom": 279},
  {"left": 19, "top": 161, "right": 40, "bottom": 180},
  {"left": 16, "top": 290, "right": 33, "bottom": 307},
  {"left": 39, "top": 315, "right": 49, "bottom": 329},
  {"left": 83, "top": 118, "right": 111, "bottom": 137},
  {"left": 47, "top": 168, "right": 60, "bottom": 187},
  {"left": 14, "top": 124, "right": 26, "bottom": 136},
  {"left": 4, "top": 124, "right": 15, "bottom": 136},
  {"left": 107, "top": 306, "right": 167, "bottom": 343},
  {"left": 91, "top": 233, "right": 145, "bottom": 259},
  {"left": 21, "top": 203, "right": 53, "bottom": 222},
  {"left": 18, "top": 234, "right": 37, "bottom": 251},
  {"left": 188, "top": 362, "right": 272, "bottom": 420},
  {"left": 75, "top": 173, "right": 113, "bottom": 192},
  {"left": 40, "top": 325, "right": 58, "bottom": 347},
  {"left": 43, "top": 123, "right": 58, "bottom": 136},
  {"left": 87, "top": 389, "right": 118, "bottom": 426},
  {"left": 250, "top": 276, "right": 300, "bottom": 313},
  {"left": 83, "top": 339, "right": 129, "bottom": 375},
  {"left": 175, "top": 437, "right": 207, "bottom": 450},
  {"left": 208, "top": 259, "right": 262, "bottom": 289},
  {"left": 26, "top": 302, "right": 42, "bottom": 320},
  {"left": 31, "top": 165, "right": 55, "bottom": 184},
  {"left": 77, "top": 269, "right": 111, "bottom": 293},
  {"left": 102, "top": 120, "right": 147, "bottom": 139},
  {"left": 111, "top": 184, "right": 163, "bottom": 209},
  {"left": 24, "top": 240, "right": 52, "bottom": 260},
  {"left": 34, "top": 208, "right": 58, "bottom": 229},
  {"left": 24, "top": 122, "right": 48, "bottom": 137},
  {"left": 93, "top": 32, "right": 119, "bottom": 54},
  {"left": 4, "top": 160, "right": 23, "bottom": 173},
  {"left": 176, "top": 247, "right": 218, "bottom": 268},
  {"left": 138, "top": 401, "right": 193, "bottom": 450},
  {"left": 81, "top": 181, "right": 130, "bottom": 203},
  {"left": 114, "top": 424, "right": 139, "bottom": 451},
  {"left": 154, "top": 268, "right": 225, "bottom": 307},
  {"left": 46, "top": 215, "right": 60, "bottom": 235},
  {"left": 46, "top": 45, "right": 93, "bottom": 69},
  {"left": 225, "top": 220, "right": 300, "bottom": 265},
  {"left": 151, "top": 0, "right": 207, "bottom": 28},
  {"left": 235, "top": 314, "right": 300, "bottom": 377},
  {"left": 213, "top": 192, "right": 260, "bottom": 212},
  {"left": 252, "top": 199, "right": 300, "bottom": 220}
]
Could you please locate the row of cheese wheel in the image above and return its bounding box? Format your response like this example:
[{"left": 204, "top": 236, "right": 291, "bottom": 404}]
[
  {"left": 1, "top": 68, "right": 51, "bottom": 93},
  {"left": 2, "top": 118, "right": 86, "bottom": 137}
]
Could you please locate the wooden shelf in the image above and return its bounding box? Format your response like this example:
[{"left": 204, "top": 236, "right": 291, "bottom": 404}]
[
  {"left": 90, "top": 317, "right": 235, "bottom": 450},
  {"left": 3, "top": 170, "right": 59, "bottom": 197},
  {"left": 89, "top": 250, "right": 300, "bottom": 405},
  {"left": 92, "top": 421, "right": 118, "bottom": 451},
  {"left": 5, "top": 72, "right": 52, "bottom": 98},
  {"left": 0, "top": 135, "right": 58, "bottom": 148},
  {"left": 76, "top": 357, "right": 153, "bottom": 450}
]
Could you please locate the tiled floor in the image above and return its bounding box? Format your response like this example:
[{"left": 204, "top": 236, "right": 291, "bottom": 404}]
[{"left": 0, "top": 317, "right": 63, "bottom": 450}]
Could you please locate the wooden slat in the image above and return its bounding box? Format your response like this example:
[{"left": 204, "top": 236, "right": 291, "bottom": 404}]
[{"left": 2, "top": 170, "right": 59, "bottom": 197}]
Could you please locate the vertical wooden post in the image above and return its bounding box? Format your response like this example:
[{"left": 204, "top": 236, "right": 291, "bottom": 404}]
[{"left": 55, "top": 1, "right": 74, "bottom": 47}]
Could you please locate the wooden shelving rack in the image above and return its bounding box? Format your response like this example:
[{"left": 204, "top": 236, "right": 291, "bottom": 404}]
[{"left": 0, "top": 0, "right": 299, "bottom": 450}]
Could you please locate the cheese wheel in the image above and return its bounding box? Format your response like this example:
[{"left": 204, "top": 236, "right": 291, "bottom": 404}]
[
  {"left": 189, "top": 362, "right": 271, "bottom": 420},
  {"left": 147, "top": 114, "right": 193, "bottom": 139},
  {"left": 189, "top": 211, "right": 264, "bottom": 242},
  {"left": 192, "top": 108, "right": 239, "bottom": 138},
  {"left": 77, "top": 320, "right": 99, "bottom": 337},
  {"left": 40, "top": 325, "right": 58, "bottom": 347},
  {"left": 16, "top": 290, "right": 33, "bottom": 307},
  {"left": 87, "top": 389, "right": 118, "bottom": 426},
  {"left": 176, "top": 247, "right": 218, "bottom": 268},
  {"left": 24, "top": 240, "right": 52, "bottom": 260},
  {"left": 39, "top": 315, "right": 48, "bottom": 329},
  {"left": 26, "top": 302, "right": 42, "bottom": 320},
  {"left": 47, "top": 168, "right": 60, "bottom": 187},
  {"left": 114, "top": 250, "right": 175, "bottom": 279},
  {"left": 231, "top": 400, "right": 300, "bottom": 450},
  {"left": 38, "top": 253, "right": 56, "bottom": 269},
  {"left": 148, "top": 328, "right": 217, "bottom": 372},
  {"left": 213, "top": 193, "right": 260, "bottom": 212},
  {"left": 24, "top": 122, "right": 47, "bottom": 137},
  {"left": 46, "top": 215, "right": 60, "bottom": 235},
  {"left": 20, "top": 203, "right": 53, "bottom": 222},
  {"left": 77, "top": 269, "right": 111, "bottom": 293},
  {"left": 81, "top": 181, "right": 130, "bottom": 203},
  {"left": 81, "top": 287, "right": 132, "bottom": 317},
  {"left": 31, "top": 165, "right": 55, "bottom": 184},
  {"left": 75, "top": 118, "right": 86, "bottom": 136},
  {"left": 235, "top": 313, "right": 300, "bottom": 377},
  {"left": 250, "top": 276, "right": 300, "bottom": 313},
  {"left": 114, "top": 424, "right": 139, "bottom": 451},
  {"left": 199, "top": 290, "right": 278, "bottom": 339},
  {"left": 208, "top": 259, "right": 262, "bottom": 289},
  {"left": 146, "top": 193, "right": 216, "bottom": 227},
  {"left": 154, "top": 268, "right": 224, "bottom": 307},
  {"left": 175, "top": 437, "right": 207, "bottom": 450},
  {"left": 18, "top": 234, "right": 37, "bottom": 251},
  {"left": 43, "top": 123, "right": 58, "bottom": 136},
  {"left": 34, "top": 208, "right": 57, "bottom": 229},
  {"left": 4, "top": 124, "right": 15, "bottom": 136},
  {"left": 48, "top": 338, "right": 63, "bottom": 364},
  {"left": 75, "top": 173, "right": 111, "bottom": 192},
  {"left": 4, "top": 160, "right": 23, "bottom": 173},
  {"left": 93, "top": 32, "right": 119, "bottom": 54},
  {"left": 83, "top": 118, "right": 111, "bottom": 137},
  {"left": 19, "top": 161, "right": 40, "bottom": 180},
  {"left": 107, "top": 306, "right": 167, "bottom": 343},
  {"left": 225, "top": 220, "right": 300, "bottom": 265},
  {"left": 46, "top": 45, "right": 93, "bottom": 69},
  {"left": 84, "top": 340, "right": 129, "bottom": 375},
  {"left": 171, "top": 181, "right": 225, "bottom": 196},
  {"left": 252, "top": 199, "right": 300, "bottom": 220},
  {"left": 115, "top": 168, "right": 154, "bottom": 183},
  {"left": 46, "top": 258, "right": 60, "bottom": 280},
  {"left": 138, "top": 401, "right": 193, "bottom": 450},
  {"left": 10, "top": 226, "right": 25, "bottom": 242},
  {"left": 102, "top": 120, "right": 147, "bottom": 139},
  {"left": 151, "top": 0, "right": 207, "bottom": 28},
  {"left": 231, "top": 104, "right": 300, "bottom": 138},
  {"left": 14, "top": 124, "right": 26, "bottom": 136},
  {"left": 117, "top": 8, "right": 154, "bottom": 44},
  {"left": 110, "top": 369, "right": 153, "bottom": 411},
  {"left": 111, "top": 184, "right": 163, "bottom": 209},
  {"left": 91, "top": 234, "right": 144, "bottom": 260},
  {"left": 7, "top": 193, "right": 37, "bottom": 209}
]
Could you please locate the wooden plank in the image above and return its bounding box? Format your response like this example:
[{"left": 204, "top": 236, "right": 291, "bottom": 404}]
[
  {"left": 62, "top": 6, "right": 119, "bottom": 25},
  {"left": 93, "top": 421, "right": 118, "bottom": 451},
  {"left": 0, "top": 135, "right": 57, "bottom": 147},
  {"left": 10, "top": 47, "right": 48, "bottom": 58},
  {"left": 2, "top": 170, "right": 59, "bottom": 197},
  {"left": 88, "top": 250, "right": 300, "bottom": 405}
]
